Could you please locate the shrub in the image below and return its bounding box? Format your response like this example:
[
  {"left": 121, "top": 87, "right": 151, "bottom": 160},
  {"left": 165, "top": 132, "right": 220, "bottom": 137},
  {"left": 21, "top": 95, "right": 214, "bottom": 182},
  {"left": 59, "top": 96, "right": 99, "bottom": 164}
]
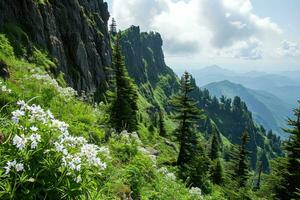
[{"left": 0, "top": 101, "right": 109, "bottom": 199}]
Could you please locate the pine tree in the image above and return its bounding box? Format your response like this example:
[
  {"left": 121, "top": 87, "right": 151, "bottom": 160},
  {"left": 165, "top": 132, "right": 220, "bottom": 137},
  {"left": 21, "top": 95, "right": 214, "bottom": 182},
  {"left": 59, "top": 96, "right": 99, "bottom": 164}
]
[
  {"left": 109, "top": 18, "right": 117, "bottom": 36},
  {"left": 232, "top": 132, "right": 250, "bottom": 187},
  {"left": 171, "top": 71, "right": 210, "bottom": 191},
  {"left": 110, "top": 34, "right": 138, "bottom": 132},
  {"left": 211, "top": 158, "right": 224, "bottom": 185},
  {"left": 158, "top": 109, "right": 167, "bottom": 137},
  {"left": 172, "top": 71, "right": 202, "bottom": 166},
  {"left": 273, "top": 101, "right": 300, "bottom": 199},
  {"left": 209, "top": 131, "right": 224, "bottom": 185},
  {"left": 209, "top": 131, "right": 220, "bottom": 160}
]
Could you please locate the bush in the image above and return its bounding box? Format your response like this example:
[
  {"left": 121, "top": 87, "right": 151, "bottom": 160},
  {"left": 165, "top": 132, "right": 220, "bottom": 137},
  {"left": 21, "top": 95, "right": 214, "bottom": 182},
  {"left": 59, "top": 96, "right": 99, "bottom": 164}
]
[{"left": 0, "top": 101, "right": 109, "bottom": 199}]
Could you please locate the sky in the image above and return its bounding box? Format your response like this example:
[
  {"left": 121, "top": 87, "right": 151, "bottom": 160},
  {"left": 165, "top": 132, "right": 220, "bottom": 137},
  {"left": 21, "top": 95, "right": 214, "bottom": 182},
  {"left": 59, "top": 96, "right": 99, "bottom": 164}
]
[{"left": 105, "top": 0, "right": 300, "bottom": 73}]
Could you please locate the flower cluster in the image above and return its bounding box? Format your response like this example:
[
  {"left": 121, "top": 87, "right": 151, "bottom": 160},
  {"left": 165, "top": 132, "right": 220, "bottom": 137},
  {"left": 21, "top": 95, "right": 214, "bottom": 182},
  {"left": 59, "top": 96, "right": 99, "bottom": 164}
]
[
  {"left": 189, "top": 187, "right": 204, "bottom": 200},
  {"left": 12, "top": 132, "right": 41, "bottom": 150},
  {"left": 0, "top": 80, "right": 12, "bottom": 93},
  {"left": 158, "top": 167, "right": 176, "bottom": 181},
  {"left": 54, "top": 133, "right": 109, "bottom": 177},
  {"left": 4, "top": 160, "right": 24, "bottom": 175},
  {"left": 6, "top": 101, "right": 109, "bottom": 182},
  {"left": 31, "top": 74, "right": 77, "bottom": 98}
]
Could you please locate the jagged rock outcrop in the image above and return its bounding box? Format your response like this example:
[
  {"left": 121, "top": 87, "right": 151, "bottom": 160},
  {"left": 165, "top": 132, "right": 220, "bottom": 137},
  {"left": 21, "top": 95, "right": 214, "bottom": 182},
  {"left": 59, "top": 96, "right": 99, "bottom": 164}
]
[
  {"left": 120, "top": 26, "right": 179, "bottom": 102},
  {"left": 0, "top": 0, "right": 112, "bottom": 92}
]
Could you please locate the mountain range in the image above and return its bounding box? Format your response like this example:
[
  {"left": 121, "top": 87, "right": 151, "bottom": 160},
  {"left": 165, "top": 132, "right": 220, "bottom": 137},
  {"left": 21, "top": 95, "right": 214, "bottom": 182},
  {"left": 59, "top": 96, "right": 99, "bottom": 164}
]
[
  {"left": 187, "top": 65, "right": 300, "bottom": 138},
  {"left": 203, "top": 80, "right": 290, "bottom": 138}
]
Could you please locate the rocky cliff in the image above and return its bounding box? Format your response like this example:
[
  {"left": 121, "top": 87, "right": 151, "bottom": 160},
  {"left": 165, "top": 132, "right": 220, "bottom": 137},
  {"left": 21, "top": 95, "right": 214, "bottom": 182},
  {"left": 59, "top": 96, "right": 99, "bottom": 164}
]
[
  {"left": 0, "top": 0, "right": 112, "bottom": 92},
  {"left": 120, "top": 26, "right": 179, "bottom": 105}
]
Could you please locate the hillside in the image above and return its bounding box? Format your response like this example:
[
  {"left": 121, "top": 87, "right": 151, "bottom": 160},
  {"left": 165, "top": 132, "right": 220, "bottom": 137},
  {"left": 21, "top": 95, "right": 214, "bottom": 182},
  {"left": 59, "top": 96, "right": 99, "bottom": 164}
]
[
  {"left": 118, "top": 27, "right": 282, "bottom": 170},
  {"left": 203, "top": 80, "right": 289, "bottom": 138},
  {"left": 0, "top": 0, "right": 291, "bottom": 199}
]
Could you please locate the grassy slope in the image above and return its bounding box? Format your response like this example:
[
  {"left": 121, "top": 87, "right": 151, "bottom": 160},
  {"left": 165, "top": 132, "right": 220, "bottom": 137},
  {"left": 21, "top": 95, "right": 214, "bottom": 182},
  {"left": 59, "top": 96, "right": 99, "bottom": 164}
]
[{"left": 0, "top": 34, "right": 204, "bottom": 200}]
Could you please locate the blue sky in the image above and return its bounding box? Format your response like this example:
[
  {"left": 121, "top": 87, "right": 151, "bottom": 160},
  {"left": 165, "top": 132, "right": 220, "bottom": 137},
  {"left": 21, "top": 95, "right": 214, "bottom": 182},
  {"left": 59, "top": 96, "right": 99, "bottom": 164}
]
[
  {"left": 251, "top": 0, "right": 300, "bottom": 38},
  {"left": 106, "top": 0, "right": 300, "bottom": 73}
]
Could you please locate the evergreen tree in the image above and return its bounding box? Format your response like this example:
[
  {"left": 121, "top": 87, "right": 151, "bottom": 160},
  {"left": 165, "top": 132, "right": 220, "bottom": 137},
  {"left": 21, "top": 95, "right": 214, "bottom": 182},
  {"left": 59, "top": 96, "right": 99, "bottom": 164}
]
[
  {"left": 209, "top": 131, "right": 220, "bottom": 160},
  {"left": 273, "top": 102, "right": 300, "bottom": 199},
  {"left": 172, "top": 71, "right": 202, "bottom": 166},
  {"left": 231, "top": 132, "right": 250, "bottom": 187},
  {"left": 110, "top": 34, "right": 138, "bottom": 132},
  {"left": 158, "top": 109, "right": 167, "bottom": 137},
  {"left": 211, "top": 158, "right": 224, "bottom": 185},
  {"left": 209, "top": 131, "right": 224, "bottom": 185},
  {"left": 171, "top": 71, "right": 210, "bottom": 191},
  {"left": 109, "top": 18, "right": 117, "bottom": 36}
]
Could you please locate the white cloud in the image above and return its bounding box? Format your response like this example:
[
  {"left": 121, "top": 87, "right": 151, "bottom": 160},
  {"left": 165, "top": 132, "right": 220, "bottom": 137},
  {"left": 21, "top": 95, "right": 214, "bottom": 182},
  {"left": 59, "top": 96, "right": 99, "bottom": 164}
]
[
  {"left": 277, "top": 40, "right": 300, "bottom": 58},
  {"left": 219, "top": 38, "right": 263, "bottom": 60},
  {"left": 109, "top": 0, "right": 282, "bottom": 60}
]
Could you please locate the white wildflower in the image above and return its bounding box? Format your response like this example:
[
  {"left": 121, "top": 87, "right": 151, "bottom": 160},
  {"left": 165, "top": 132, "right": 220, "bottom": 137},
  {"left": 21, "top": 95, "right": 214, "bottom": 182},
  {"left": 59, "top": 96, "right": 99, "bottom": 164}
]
[
  {"left": 189, "top": 187, "right": 204, "bottom": 200},
  {"left": 17, "top": 100, "right": 26, "bottom": 107},
  {"left": 30, "top": 141, "right": 38, "bottom": 149},
  {"left": 15, "top": 163, "right": 24, "bottom": 172},
  {"left": 12, "top": 135, "right": 27, "bottom": 150},
  {"left": 74, "top": 176, "right": 82, "bottom": 183},
  {"left": 4, "top": 160, "right": 24, "bottom": 174},
  {"left": 4, "top": 160, "right": 16, "bottom": 175},
  {"left": 30, "top": 126, "right": 38, "bottom": 132},
  {"left": 32, "top": 74, "right": 77, "bottom": 98},
  {"left": 166, "top": 172, "right": 176, "bottom": 181},
  {"left": 29, "top": 134, "right": 41, "bottom": 142},
  {"left": 0, "top": 82, "right": 12, "bottom": 93}
]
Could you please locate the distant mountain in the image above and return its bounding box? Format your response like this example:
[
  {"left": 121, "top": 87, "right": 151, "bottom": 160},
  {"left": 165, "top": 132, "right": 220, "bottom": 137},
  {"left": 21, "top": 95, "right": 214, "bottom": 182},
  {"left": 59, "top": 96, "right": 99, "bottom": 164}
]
[
  {"left": 191, "top": 65, "right": 300, "bottom": 111},
  {"left": 202, "top": 80, "right": 290, "bottom": 138}
]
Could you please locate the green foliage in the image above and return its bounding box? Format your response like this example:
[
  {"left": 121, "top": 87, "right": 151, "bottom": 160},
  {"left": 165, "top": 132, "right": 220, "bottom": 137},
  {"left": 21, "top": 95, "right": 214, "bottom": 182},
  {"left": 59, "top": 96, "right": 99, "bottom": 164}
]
[
  {"left": 210, "top": 159, "right": 224, "bottom": 185},
  {"left": 171, "top": 72, "right": 211, "bottom": 192},
  {"left": 158, "top": 109, "right": 167, "bottom": 137},
  {"left": 31, "top": 48, "right": 56, "bottom": 71},
  {"left": 110, "top": 34, "right": 138, "bottom": 132},
  {"left": 231, "top": 132, "right": 250, "bottom": 188},
  {"left": 0, "top": 24, "right": 29, "bottom": 57},
  {"left": 0, "top": 34, "right": 15, "bottom": 59},
  {"left": 267, "top": 102, "right": 300, "bottom": 200}
]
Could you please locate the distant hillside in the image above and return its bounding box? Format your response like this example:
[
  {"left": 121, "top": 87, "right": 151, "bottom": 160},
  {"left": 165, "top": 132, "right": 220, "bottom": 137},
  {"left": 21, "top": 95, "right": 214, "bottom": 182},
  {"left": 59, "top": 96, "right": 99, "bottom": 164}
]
[{"left": 203, "top": 80, "right": 289, "bottom": 138}]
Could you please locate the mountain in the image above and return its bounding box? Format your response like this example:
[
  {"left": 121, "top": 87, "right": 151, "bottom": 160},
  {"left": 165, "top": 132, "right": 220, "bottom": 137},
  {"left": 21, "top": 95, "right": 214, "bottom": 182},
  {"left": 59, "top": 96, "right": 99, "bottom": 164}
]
[
  {"left": 0, "top": 1, "right": 285, "bottom": 198},
  {"left": 0, "top": 0, "right": 112, "bottom": 93},
  {"left": 119, "top": 27, "right": 282, "bottom": 169},
  {"left": 191, "top": 66, "right": 299, "bottom": 90},
  {"left": 203, "top": 80, "right": 289, "bottom": 138}
]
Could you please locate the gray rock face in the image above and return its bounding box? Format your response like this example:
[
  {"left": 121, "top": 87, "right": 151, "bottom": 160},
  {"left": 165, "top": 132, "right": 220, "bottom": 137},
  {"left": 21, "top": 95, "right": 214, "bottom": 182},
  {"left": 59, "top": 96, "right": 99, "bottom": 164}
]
[
  {"left": 120, "top": 26, "right": 179, "bottom": 100},
  {"left": 0, "top": 0, "right": 112, "bottom": 92}
]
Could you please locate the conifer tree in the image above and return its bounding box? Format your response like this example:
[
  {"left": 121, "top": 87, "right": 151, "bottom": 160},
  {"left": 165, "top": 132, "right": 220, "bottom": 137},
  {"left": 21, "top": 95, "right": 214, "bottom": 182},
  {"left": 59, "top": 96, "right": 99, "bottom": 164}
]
[
  {"left": 172, "top": 71, "right": 202, "bottom": 166},
  {"left": 158, "top": 109, "right": 167, "bottom": 137},
  {"left": 209, "top": 131, "right": 224, "bottom": 185},
  {"left": 109, "top": 18, "right": 117, "bottom": 36},
  {"left": 110, "top": 34, "right": 138, "bottom": 132},
  {"left": 211, "top": 158, "right": 224, "bottom": 185},
  {"left": 209, "top": 131, "right": 220, "bottom": 160},
  {"left": 171, "top": 71, "right": 210, "bottom": 190},
  {"left": 231, "top": 132, "right": 250, "bottom": 187},
  {"left": 273, "top": 102, "right": 300, "bottom": 199}
]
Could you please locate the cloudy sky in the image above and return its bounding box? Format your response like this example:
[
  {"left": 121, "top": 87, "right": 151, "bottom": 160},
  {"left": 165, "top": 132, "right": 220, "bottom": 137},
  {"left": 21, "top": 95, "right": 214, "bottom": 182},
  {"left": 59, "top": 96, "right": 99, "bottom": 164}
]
[{"left": 105, "top": 0, "right": 300, "bottom": 72}]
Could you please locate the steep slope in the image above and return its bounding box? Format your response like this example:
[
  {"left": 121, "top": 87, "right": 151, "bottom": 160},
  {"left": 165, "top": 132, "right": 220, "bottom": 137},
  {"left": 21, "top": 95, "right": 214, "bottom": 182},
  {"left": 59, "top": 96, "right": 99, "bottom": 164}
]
[
  {"left": 0, "top": 0, "right": 112, "bottom": 92},
  {"left": 203, "top": 80, "right": 290, "bottom": 138},
  {"left": 119, "top": 27, "right": 282, "bottom": 170},
  {"left": 119, "top": 26, "right": 179, "bottom": 106}
]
